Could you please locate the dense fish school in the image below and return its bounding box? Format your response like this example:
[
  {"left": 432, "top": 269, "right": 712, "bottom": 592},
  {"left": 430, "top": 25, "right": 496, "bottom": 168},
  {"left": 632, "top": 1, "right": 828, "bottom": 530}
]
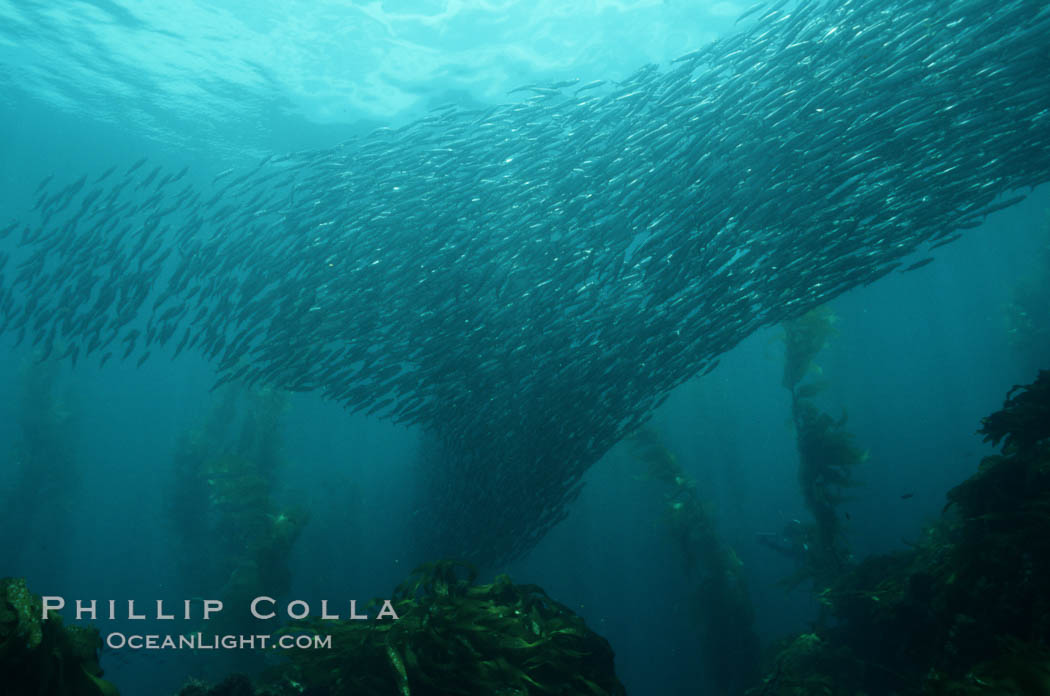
[{"left": 1, "top": 0, "right": 1048, "bottom": 565}]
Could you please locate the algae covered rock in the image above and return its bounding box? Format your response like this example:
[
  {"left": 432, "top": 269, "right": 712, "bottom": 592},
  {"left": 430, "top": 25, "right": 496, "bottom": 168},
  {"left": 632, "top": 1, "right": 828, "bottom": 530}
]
[
  {"left": 0, "top": 576, "right": 43, "bottom": 653},
  {"left": 176, "top": 674, "right": 279, "bottom": 696},
  {"left": 279, "top": 560, "right": 626, "bottom": 696},
  {"left": 748, "top": 633, "right": 864, "bottom": 696},
  {"left": 752, "top": 370, "right": 1050, "bottom": 695},
  {"left": 0, "top": 577, "right": 119, "bottom": 696}
]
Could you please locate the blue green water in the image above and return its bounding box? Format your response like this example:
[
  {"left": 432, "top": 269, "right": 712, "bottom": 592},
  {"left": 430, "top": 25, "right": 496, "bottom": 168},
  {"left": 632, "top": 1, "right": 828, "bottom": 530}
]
[{"left": 0, "top": 1, "right": 1048, "bottom": 694}]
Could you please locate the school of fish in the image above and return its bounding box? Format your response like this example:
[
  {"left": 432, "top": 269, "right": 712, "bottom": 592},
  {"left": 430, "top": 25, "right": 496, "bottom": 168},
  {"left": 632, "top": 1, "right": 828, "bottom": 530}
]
[{"left": 1, "top": 0, "right": 1048, "bottom": 565}]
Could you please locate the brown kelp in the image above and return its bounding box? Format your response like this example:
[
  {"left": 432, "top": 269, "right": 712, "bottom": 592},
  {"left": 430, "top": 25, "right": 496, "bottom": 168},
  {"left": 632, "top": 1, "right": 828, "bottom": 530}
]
[
  {"left": 791, "top": 400, "right": 865, "bottom": 583},
  {"left": 1005, "top": 209, "right": 1050, "bottom": 365},
  {"left": 781, "top": 306, "right": 837, "bottom": 394},
  {"left": 1, "top": 356, "right": 78, "bottom": 576},
  {"left": 978, "top": 369, "right": 1050, "bottom": 455},
  {"left": 749, "top": 370, "right": 1050, "bottom": 695},
  {"left": 778, "top": 308, "right": 865, "bottom": 589},
  {"left": 0, "top": 577, "right": 118, "bottom": 696},
  {"left": 629, "top": 428, "right": 760, "bottom": 694},
  {"left": 168, "top": 384, "right": 307, "bottom": 639}
]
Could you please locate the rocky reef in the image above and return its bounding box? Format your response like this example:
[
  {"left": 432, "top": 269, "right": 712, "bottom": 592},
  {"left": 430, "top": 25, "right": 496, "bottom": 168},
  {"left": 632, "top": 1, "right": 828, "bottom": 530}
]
[
  {"left": 176, "top": 560, "right": 626, "bottom": 696},
  {"left": 0, "top": 577, "right": 118, "bottom": 696},
  {"left": 751, "top": 370, "right": 1050, "bottom": 695}
]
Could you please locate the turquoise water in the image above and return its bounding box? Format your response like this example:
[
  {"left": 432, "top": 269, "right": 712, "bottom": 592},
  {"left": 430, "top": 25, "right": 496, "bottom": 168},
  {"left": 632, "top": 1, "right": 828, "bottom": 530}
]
[
  {"left": 1, "top": 1, "right": 1048, "bottom": 694},
  {"left": 0, "top": 0, "right": 741, "bottom": 157}
]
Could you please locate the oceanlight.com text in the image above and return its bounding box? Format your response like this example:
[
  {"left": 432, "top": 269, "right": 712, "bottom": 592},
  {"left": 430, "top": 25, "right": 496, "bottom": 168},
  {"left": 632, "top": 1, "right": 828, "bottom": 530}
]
[{"left": 105, "top": 632, "right": 332, "bottom": 650}]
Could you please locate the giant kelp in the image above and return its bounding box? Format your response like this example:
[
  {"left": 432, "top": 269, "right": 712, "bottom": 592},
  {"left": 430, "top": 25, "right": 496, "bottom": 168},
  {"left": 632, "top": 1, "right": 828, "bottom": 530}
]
[
  {"left": 790, "top": 400, "right": 865, "bottom": 584},
  {"left": 3, "top": 0, "right": 1049, "bottom": 566},
  {"left": 751, "top": 370, "right": 1050, "bottom": 695},
  {"left": 168, "top": 385, "right": 307, "bottom": 640},
  {"left": 781, "top": 307, "right": 837, "bottom": 394},
  {"left": 629, "top": 429, "right": 760, "bottom": 694},
  {"left": 1, "top": 356, "right": 78, "bottom": 575},
  {"left": 0, "top": 577, "right": 118, "bottom": 696},
  {"left": 778, "top": 309, "right": 865, "bottom": 589},
  {"left": 977, "top": 369, "right": 1050, "bottom": 455},
  {"left": 1005, "top": 210, "right": 1050, "bottom": 366}
]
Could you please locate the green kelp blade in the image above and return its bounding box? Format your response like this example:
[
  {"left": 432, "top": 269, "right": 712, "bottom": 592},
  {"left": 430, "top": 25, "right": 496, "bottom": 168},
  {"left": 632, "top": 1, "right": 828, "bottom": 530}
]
[{"left": 387, "top": 644, "right": 410, "bottom": 696}]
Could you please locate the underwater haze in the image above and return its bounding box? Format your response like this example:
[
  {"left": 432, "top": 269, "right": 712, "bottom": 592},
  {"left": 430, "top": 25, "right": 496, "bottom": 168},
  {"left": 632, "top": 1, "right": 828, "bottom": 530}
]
[{"left": 1, "top": 0, "right": 1049, "bottom": 694}]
